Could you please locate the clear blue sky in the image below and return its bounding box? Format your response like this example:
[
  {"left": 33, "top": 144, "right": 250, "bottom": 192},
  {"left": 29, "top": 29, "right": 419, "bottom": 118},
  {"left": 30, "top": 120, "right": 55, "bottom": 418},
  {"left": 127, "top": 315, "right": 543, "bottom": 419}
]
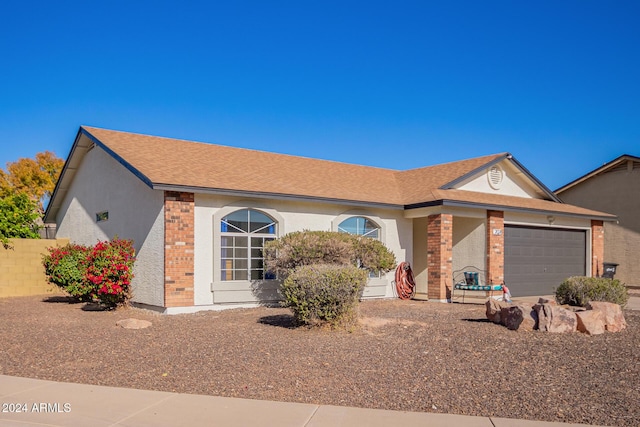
[{"left": 1, "top": 1, "right": 638, "bottom": 191}]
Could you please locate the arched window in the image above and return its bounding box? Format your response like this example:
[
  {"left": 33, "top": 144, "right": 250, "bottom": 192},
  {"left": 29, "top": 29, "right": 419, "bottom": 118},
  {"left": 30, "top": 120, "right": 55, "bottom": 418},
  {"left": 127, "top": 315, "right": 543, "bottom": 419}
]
[
  {"left": 338, "top": 216, "right": 380, "bottom": 239},
  {"left": 220, "top": 209, "right": 277, "bottom": 281},
  {"left": 338, "top": 216, "right": 382, "bottom": 278}
]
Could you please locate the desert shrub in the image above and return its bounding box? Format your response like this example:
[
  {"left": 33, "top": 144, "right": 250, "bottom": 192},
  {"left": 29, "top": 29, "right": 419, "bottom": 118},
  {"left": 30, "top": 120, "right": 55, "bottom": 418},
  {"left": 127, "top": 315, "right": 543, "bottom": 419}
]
[
  {"left": 85, "top": 238, "right": 136, "bottom": 308},
  {"left": 43, "top": 237, "right": 136, "bottom": 308},
  {"left": 264, "top": 231, "right": 396, "bottom": 329},
  {"left": 281, "top": 264, "right": 368, "bottom": 328},
  {"left": 263, "top": 230, "right": 396, "bottom": 277},
  {"left": 351, "top": 234, "right": 397, "bottom": 274},
  {"left": 555, "top": 276, "right": 629, "bottom": 308},
  {"left": 43, "top": 243, "right": 92, "bottom": 301}
]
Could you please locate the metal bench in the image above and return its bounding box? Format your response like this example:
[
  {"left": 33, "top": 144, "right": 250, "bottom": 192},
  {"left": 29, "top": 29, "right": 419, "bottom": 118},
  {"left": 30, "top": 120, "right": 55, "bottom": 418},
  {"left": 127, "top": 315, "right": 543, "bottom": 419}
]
[{"left": 452, "top": 266, "right": 504, "bottom": 303}]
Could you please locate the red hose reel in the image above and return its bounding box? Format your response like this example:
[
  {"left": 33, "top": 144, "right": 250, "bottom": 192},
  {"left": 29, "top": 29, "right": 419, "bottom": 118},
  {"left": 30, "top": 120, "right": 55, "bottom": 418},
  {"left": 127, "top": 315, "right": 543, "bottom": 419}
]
[{"left": 394, "top": 261, "right": 416, "bottom": 300}]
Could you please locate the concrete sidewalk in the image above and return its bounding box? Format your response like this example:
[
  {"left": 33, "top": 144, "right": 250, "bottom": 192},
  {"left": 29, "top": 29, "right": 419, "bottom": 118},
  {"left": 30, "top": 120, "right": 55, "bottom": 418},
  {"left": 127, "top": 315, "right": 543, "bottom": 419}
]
[{"left": 0, "top": 375, "right": 606, "bottom": 427}]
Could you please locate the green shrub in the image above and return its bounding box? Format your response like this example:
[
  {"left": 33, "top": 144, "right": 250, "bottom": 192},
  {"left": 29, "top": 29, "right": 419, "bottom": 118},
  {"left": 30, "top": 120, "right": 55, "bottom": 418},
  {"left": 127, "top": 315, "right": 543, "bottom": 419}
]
[
  {"left": 85, "top": 238, "right": 136, "bottom": 308},
  {"left": 43, "top": 243, "right": 92, "bottom": 301},
  {"left": 555, "top": 276, "right": 629, "bottom": 308},
  {"left": 43, "top": 238, "right": 136, "bottom": 308},
  {"left": 263, "top": 230, "right": 396, "bottom": 277},
  {"left": 281, "top": 264, "right": 368, "bottom": 329},
  {"left": 264, "top": 231, "right": 396, "bottom": 330},
  {"left": 351, "top": 235, "right": 397, "bottom": 274}
]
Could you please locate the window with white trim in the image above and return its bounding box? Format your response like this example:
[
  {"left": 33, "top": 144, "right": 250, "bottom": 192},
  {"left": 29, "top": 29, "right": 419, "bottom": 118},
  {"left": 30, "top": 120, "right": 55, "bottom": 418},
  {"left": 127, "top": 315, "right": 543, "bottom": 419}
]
[
  {"left": 220, "top": 209, "right": 277, "bottom": 281},
  {"left": 338, "top": 216, "right": 382, "bottom": 277},
  {"left": 338, "top": 216, "right": 380, "bottom": 239}
]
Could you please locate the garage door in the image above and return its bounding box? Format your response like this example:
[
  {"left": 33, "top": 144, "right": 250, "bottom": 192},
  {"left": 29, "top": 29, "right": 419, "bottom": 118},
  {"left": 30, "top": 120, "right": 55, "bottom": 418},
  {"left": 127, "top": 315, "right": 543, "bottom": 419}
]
[{"left": 504, "top": 225, "right": 586, "bottom": 297}]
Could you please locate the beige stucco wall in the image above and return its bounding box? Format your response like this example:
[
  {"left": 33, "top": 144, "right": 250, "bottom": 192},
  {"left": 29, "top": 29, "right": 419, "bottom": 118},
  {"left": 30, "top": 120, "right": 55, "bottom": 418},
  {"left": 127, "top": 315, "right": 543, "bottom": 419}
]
[
  {"left": 452, "top": 216, "right": 486, "bottom": 276},
  {"left": 558, "top": 166, "right": 640, "bottom": 286},
  {"left": 54, "top": 146, "right": 166, "bottom": 306},
  {"left": 0, "top": 238, "right": 69, "bottom": 298},
  {"left": 411, "top": 217, "right": 429, "bottom": 298},
  {"left": 193, "top": 194, "right": 412, "bottom": 307},
  {"left": 456, "top": 160, "right": 541, "bottom": 198},
  {"left": 412, "top": 208, "right": 487, "bottom": 300}
]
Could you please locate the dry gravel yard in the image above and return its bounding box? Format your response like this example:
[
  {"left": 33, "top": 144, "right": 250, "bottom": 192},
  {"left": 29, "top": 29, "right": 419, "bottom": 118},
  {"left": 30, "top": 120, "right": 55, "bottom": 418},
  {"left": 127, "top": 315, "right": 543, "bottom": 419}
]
[{"left": 0, "top": 295, "right": 638, "bottom": 426}]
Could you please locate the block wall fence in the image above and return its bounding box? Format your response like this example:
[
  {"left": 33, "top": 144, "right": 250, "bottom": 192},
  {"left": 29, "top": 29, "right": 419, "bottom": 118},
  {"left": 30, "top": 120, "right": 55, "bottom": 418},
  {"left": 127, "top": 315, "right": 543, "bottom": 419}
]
[{"left": 0, "top": 238, "right": 69, "bottom": 298}]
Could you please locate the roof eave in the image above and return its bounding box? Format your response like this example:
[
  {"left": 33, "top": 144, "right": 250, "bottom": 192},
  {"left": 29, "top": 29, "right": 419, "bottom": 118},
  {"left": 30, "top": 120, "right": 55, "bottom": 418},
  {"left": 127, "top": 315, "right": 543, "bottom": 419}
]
[
  {"left": 404, "top": 199, "right": 617, "bottom": 221},
  {"left": 80, "top": 127, "right": 154, "bottom": 189},
  {"left": 43, "top": 128, "right": 85, "bottom": 224},
  {"left": 153, "top": 184, "right": 406, "bottom": 210},
  {"left": 507, "top": 155, "right": 562, "bottom": 202},
  {"left": 44, "top": 127, "right": 155, "bottom": 224}
]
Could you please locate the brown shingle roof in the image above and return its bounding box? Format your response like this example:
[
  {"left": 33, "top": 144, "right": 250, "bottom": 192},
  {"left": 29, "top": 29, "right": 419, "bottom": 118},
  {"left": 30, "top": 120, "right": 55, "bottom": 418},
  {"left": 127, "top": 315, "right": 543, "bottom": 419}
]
[
  {"left": 83, "top": 126, "right": 505, "bottom": 206},
  {"left": 76, "top": 126, "right": 614, "bottom": 219},
  {"left": 396, "top": 154, "right": 506, "bottom": 205}
]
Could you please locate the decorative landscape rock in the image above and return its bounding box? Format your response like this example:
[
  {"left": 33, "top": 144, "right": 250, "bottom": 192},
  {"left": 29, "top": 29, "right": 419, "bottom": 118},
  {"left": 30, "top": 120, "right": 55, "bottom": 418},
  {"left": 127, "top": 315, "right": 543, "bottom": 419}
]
[
  {"left": 551, "top": 306, "right": 578, "bottom": 333},
  {"left": 534, "top": 303, "right": 552, "bottom": 331},
  {"left": 485, "top": 299, "right": 511, "bottom": 324},
  {"left": 485, "top": 298, "right": 625, "bottom": 335},
  {"left": 116, "top": 318, "right": 152, "bottom": 329},
  {"left": 587, "top": 301, "right": 627, "bottom": 332},
  {"left": 500, "top": 304, "right": 537, "bottom": 331},
  {"left": 575, "top": 309, "right": 605, "bottom": 335},
  {"left": 534, "top": 304, "right": 577, "bottom": 333}
]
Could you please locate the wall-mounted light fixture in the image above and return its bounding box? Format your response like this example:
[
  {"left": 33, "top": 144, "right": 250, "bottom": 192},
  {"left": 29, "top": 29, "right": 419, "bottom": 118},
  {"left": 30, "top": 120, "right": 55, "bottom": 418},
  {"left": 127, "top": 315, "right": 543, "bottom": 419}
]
[{"left": 547, "top": 215, "right": 555, "bottom": 225}]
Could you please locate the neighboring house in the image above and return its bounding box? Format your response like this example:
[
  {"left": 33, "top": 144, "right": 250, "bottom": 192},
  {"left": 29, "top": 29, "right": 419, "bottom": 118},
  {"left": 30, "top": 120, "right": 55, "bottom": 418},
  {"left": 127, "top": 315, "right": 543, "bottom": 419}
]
[
  {"left": 556, "top": 154, "right": 639, "bottom": 287},
  {"left": 44, "top": 126, "right": 615, "bottom": 313}
]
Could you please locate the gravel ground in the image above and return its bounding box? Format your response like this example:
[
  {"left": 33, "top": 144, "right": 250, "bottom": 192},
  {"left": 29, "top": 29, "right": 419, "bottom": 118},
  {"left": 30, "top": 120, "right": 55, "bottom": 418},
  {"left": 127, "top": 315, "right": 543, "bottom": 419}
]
[{"left": 0, "top": 295, "right": 638, "bottom": 426}]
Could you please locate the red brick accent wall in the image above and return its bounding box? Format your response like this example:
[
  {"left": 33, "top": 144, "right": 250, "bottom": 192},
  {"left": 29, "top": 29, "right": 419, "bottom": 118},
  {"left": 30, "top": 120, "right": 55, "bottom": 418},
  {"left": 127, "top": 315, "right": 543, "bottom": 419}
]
[
  {"left": 486, "top": 210, "right": 505, "bottom": 284},
  {"left": 164, "top": 191, "right": 195, "bottom": 307},
  {"left": 591, "top": 220, "right": 604, "bottom": 277},
  {"left": 427, "top": 214, "right": 453, "bottom": 300}
]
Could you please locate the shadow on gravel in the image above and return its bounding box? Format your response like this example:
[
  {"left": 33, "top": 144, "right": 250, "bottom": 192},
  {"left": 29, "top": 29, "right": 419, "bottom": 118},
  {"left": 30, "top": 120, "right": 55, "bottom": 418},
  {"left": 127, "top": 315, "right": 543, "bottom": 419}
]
[
  {"left": 42, "top": 296, "right": 80, "bottom": 304},
  {"left": 258, "top": 314, "right": 298, "bottom": 329},
  {"left": 41, "top": 296, "right": 110, "bottom": 312},
  {"left": 81, "top": 303, "right": 110, "bottom": 312},
  {"left": 462, "top": 318, "right": 492, "bottom": 323}
]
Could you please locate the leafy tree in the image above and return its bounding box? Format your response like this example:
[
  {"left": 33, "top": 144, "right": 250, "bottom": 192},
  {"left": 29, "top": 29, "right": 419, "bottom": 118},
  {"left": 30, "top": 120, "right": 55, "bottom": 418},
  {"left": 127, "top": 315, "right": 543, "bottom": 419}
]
[
  {"left": 0, "top": 151, "right": 64, "bottom": 212},
  {"left": 0, "top": 193, "right": 41, "bottom": 248}
]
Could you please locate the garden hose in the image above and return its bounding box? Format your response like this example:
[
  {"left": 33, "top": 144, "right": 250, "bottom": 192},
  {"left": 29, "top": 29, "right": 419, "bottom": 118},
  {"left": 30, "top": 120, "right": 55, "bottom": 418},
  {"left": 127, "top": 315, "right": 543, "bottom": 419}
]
[{"left": 395, "top": 262, "right": 416, "bottom": 300}]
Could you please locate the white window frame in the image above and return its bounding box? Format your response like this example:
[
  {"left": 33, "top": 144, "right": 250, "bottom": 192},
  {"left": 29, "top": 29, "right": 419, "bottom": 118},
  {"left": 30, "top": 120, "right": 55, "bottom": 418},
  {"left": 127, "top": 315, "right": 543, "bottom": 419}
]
[
  {"left": 332, "top": 212, "right": 386, "bottom": 280},
  {"left": 332, "top": 212, "right": 386, "bottom": 244},
  {"left": 215, "top": 207, "right": 282, "bottom": 283}
]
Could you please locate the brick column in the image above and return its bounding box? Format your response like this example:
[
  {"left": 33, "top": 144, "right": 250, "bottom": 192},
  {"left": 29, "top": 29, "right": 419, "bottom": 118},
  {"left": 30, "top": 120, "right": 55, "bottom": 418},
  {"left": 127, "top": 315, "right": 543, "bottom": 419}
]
[
  {"left": 486, "top": 210, "right": 504, "bottom": 285},
  {"left": 591, "top": 220, "right": 604, "bottom": 277},
  {"left": 164, "top": 191, "right": 195, "bottom": 307},
  {"left": 427, "top": 214, "right": 453, "bottom": 301}
]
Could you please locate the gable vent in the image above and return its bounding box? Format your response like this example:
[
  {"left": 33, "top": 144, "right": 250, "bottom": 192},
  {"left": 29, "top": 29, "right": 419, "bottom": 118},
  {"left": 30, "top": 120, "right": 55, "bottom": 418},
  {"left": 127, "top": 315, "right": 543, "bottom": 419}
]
[{"left": 487, "top": 165, "right": 504, "bottom": 190}]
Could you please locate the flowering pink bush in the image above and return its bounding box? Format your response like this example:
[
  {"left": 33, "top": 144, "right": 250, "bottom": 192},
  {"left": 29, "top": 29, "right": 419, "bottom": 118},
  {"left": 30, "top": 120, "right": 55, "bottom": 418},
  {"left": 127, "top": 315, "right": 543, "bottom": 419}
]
[
  {"left": 43, "top": 237, "right": 136, "bottom": 308},
  {"left": 85, "top": 238, "right": 135, "bottom": 307},
  {"left": 43, "top": 243, "right": 92, "bottom": 301}
]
